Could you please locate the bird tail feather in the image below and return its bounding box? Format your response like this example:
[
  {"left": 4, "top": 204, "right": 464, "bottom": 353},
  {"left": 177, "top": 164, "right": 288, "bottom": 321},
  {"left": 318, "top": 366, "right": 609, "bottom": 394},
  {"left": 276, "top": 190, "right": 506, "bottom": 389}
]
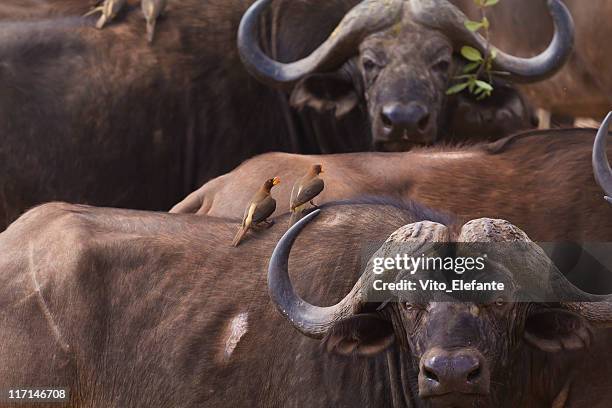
[
  {"left": 289, "top": 211, "right": 304, "bottom": 227},
  {"left": 232, "top": 226, "right": 248, "bottom": 247},
  {"left": 96, "top": 14, "right": 108, "bottom": 29},
  {"left": 146, "top": 19, "right": 156, "bottom": 43}
]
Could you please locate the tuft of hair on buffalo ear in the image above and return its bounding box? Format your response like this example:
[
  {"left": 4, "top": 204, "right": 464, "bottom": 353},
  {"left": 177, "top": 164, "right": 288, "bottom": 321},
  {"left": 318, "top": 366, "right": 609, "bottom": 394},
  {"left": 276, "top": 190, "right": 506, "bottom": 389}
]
[
  {"left": 322, "top": 313, "right": 395, "bottom": 357},
  {"left": 290, "top": 70, "right": 360, "bottom": 119},
  {"left": 523, "top": 308, "right": 593, "bottom": 353}
]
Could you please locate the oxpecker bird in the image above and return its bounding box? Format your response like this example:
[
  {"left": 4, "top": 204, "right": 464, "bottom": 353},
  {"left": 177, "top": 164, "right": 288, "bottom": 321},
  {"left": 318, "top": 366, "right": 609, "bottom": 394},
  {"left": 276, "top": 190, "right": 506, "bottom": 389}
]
[
  {"left": 84, "top": 0, "right": 127, "bottom": 29},
  {"left": 289, "top": 164, "right": 324, "bottom": 226},
  {"left": 142, "top": 0, "right": 167, "bottom": 43},
  {"left": 232, "top": 177, "right": 280, "bottom": 247}
]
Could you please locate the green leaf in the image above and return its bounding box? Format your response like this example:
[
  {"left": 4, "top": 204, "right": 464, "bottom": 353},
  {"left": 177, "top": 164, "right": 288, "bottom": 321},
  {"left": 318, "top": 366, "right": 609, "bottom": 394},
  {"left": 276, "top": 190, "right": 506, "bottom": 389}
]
[
  {"left": 446, "top": 82, "right": 469, "bottom": 95},
  {"left": 484, "top": 0, "right": 499, "bottom": 6},
  {"left": 464, "top": 20, "right": 483, "bottom": 32},
  {"left": 482, "top": 17, "right": 490, "bottom": 30},
  {"left": 475, "top": 80, "right": 493, "bottom": 91},
  {"left": 468, "top": 79, "right": 477, "bottom": 93},
  {"left": 463, "top": 62, "right": 481, "bottom": 73},
  {"left": 461, "top": 46, "right": 483, "bottom": 62}
]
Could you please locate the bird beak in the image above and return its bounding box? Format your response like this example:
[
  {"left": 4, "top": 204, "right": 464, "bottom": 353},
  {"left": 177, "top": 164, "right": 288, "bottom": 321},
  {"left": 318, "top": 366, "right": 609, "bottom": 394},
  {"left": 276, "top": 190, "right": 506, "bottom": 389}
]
[{"left": 272, "top": 177, "right": 281, "bottom": 186}]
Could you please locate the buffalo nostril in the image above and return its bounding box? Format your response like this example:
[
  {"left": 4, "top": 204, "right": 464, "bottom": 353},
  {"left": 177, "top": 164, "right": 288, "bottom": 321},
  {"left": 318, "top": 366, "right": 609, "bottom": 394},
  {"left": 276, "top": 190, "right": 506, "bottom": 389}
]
[
  {"left": 381, "top": 109, "right": 393, "bottom": 129},
  {"left": 418, "top": 350, "right": 490, "bottom": 398},
  {"left": 467, "top": 365, "right": 481, "bottom": 382},
  {"left": 417, "top": 114, "right": 430, "bottom": 132},
  {"left": 423, "top": 367, "right": 440, "bottom": 382}
]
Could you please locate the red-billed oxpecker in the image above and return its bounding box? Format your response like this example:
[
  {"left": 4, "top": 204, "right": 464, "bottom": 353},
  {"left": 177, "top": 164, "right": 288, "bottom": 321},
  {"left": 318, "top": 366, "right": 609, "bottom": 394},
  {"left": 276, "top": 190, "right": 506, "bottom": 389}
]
[
  {"left": 289, "top": 164, "right": 325, "bottom": 226},
  {"left": 232, "top": 177, "right": 280, "bottom": 247}
]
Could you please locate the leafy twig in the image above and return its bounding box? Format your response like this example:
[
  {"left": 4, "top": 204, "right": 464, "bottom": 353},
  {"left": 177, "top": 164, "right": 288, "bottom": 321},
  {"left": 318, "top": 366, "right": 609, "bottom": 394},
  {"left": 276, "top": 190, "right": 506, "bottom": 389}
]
[{"left": 446, "top": 0, "right": 500, "bottom": 100}]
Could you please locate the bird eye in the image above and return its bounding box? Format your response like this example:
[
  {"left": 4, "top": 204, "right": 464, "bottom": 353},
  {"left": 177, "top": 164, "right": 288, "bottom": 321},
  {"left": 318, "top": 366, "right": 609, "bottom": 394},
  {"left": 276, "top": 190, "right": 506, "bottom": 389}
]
[{"left": 361, "top": 55, "right": 383, "bottom": 85}]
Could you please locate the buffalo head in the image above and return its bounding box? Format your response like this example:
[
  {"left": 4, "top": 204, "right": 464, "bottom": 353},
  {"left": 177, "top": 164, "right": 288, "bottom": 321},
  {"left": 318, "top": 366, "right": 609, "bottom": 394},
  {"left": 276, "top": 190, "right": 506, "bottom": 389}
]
[
  {"left": 268, "top": 210, "right": 612, "bottom": 407},
  {"left": 238, "top": 0, "right": 573, "bottom": 149}
]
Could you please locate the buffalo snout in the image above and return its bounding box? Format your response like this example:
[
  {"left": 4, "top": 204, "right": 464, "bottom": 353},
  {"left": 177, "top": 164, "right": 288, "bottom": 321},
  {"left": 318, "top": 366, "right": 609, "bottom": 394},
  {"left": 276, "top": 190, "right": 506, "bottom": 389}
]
[
  {"left": 380, "top": 101, "right": 434, "bottom": 144},
  {"left": 418, "top": 347, "right": 490, "bottom": 401}
]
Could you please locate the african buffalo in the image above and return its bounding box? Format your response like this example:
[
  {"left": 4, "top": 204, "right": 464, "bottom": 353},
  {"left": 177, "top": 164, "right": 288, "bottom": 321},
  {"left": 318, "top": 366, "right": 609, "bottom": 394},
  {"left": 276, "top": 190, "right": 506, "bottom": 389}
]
[
  {"left": 268, "top": 210, "right": 612, "bottom": 407},
  {"left": 0, "top": 0, "right": 538, "bottom": 229},
  {"left": 0, "top": 0, "right": 371, "bottom": 228},
  {"left": 1, "top": 200, "right": 610, "bottom": 407},
  {"left": 0, "top": 200, "right": 448, "bottom": 407},
  {"left": 172, "top": 121, "right": 612, "bottom": 242},
  {"left": 453, "top": 0, "right": 612, "bottom": 119}
]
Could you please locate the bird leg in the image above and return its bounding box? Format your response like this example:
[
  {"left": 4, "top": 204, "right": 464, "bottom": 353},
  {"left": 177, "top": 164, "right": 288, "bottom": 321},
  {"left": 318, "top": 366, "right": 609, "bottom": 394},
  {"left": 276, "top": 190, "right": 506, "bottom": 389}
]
[{"left": 309, "top": 200, "right": 319, "bottom": 209}]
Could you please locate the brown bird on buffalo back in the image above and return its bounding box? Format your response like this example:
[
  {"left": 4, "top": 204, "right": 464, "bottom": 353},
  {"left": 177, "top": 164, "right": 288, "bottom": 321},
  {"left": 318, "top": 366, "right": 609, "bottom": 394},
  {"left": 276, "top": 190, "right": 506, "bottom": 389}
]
[
  {"left": 289, "top": 164, "right": 324, "bottom": 226},
  {"left": 232, "top": 177, "right": 280, "bottom": 247}
]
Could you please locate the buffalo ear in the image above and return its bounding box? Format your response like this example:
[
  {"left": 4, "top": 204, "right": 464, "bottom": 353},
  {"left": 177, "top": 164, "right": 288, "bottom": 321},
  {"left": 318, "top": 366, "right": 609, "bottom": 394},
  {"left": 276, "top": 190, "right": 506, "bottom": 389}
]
[
  {"left": 290, "top": 71, "right": 360, "bottom": 118},
  {"left": 322, "top": 314, "right": 395, "bottom": 357},
  {"left": 523, "top": 308, "right": 593, "bottom": 353}
]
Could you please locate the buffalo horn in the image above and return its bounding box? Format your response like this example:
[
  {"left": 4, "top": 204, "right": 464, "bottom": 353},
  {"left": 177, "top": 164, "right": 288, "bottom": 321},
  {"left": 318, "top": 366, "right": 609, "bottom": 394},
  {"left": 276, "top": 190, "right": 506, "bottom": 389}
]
[
  {"left": 410, "top": 0, "right": 574, "bottom": 83},
  {"left": 237, "top": 0, "right": 404, "bottom": 89},
  {"left": 267, "top": 209, "right": 449, "bottom": 338},
  {"left": 457, "top": 218, "right": 612, "bottom": 328}
]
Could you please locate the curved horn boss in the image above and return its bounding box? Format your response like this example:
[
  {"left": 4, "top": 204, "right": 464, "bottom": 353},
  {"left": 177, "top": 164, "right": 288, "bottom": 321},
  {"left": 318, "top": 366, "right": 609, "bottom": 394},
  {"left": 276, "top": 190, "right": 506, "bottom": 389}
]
[
  {"left": 271, "top": 211, "right": 612, "bottom": 338},
  {"left": 237, "top": 0, "right": 404, "bottom": 89},
  {"left": 239, "top": 0, "right": 573, "bottom": 88},
  {"left": 457, "top": 218, "right": 612, "bottom": 328},
  {"left": 410, "top": 0, "right": 575, "bottom": 83},
  {"left": 267, "top": 210, "right": 450, "bottom": 338}
]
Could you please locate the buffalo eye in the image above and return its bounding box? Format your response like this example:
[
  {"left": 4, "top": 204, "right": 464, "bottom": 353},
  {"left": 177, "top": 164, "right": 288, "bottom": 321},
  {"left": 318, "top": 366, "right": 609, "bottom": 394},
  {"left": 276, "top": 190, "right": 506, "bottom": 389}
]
[
  {"left": 403, "top": 302, "right": 425, "bottom": 312},
  {"left": 361, "top": 55, "right": 383, "bottom": 85}
]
